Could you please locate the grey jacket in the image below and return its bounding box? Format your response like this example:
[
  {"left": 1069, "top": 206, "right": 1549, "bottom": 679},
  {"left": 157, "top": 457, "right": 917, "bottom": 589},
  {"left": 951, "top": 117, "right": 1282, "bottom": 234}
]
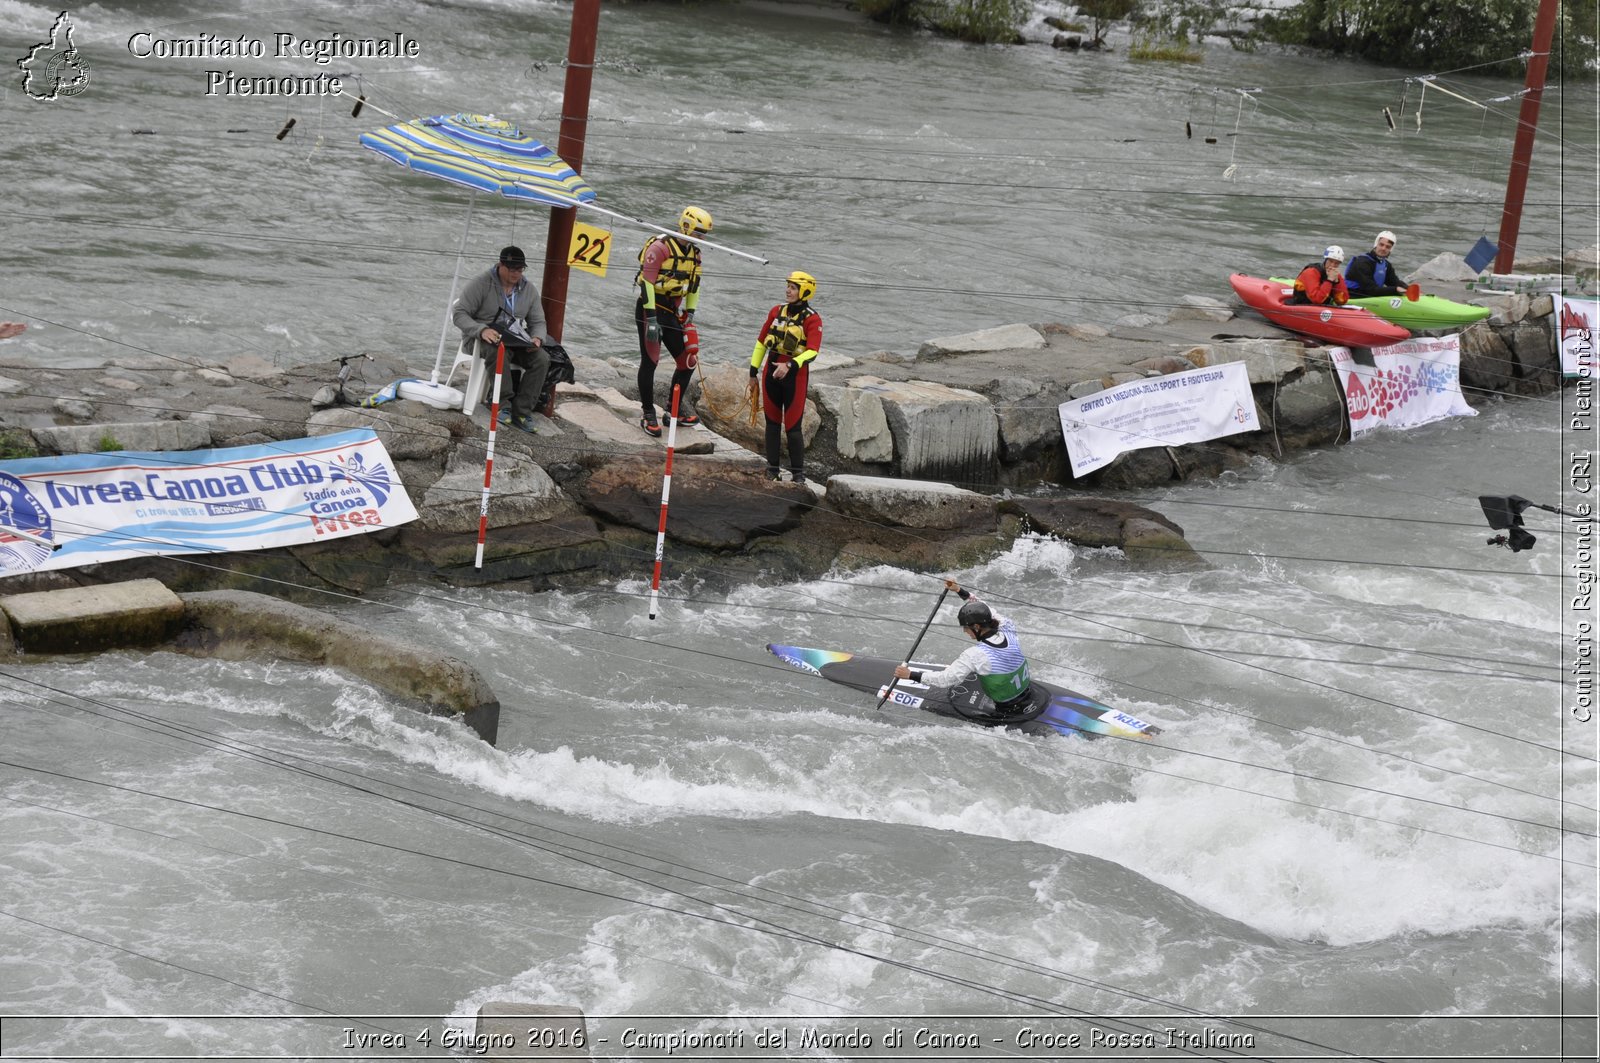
[{"left": 453, "top": 265, "right": 546, "bottom": 342}]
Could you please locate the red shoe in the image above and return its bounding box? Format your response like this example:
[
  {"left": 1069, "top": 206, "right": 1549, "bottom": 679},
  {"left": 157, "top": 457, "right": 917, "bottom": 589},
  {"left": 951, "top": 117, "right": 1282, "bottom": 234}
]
[
  {"left": 675, "top": 410, "right": 700, "bottom": 426},
  {"left": 640, "top": 416, "right": 661, "bottom": 438}
]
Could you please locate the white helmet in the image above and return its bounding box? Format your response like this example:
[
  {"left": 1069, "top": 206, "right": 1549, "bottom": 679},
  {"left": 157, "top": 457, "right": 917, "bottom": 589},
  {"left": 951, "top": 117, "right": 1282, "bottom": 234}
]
[
  {"left": 1376, "top": 229, "right": 1397, "bottom": 247},
  {"left": 1322, "top": 244, "right": 1345, "bottom": 263}
]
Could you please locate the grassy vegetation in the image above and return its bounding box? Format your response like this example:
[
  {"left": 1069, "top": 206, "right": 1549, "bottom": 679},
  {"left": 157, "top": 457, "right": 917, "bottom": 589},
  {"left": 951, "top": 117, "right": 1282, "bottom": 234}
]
[
  {"left": 0, "top": 429, "right": 38, "bottom": 460},
  {"left": 1128, "top": 34, "right": 1204, "bottom": 62}
]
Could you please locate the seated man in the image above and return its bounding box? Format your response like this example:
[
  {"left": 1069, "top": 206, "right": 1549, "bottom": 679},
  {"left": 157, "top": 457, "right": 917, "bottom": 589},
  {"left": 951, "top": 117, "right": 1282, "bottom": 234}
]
[
  {"left": 1345, "top": 229, "right": 1412, "bottom": 297},
  {"left": 451, "top": 245, "right": 549, "bottom": 433},
  {"left": 892, "top": 580, "right": 1040, "bottom": 723},
  {"left": 1291, "top": 245, "right": 1350, "bottom": 306}
]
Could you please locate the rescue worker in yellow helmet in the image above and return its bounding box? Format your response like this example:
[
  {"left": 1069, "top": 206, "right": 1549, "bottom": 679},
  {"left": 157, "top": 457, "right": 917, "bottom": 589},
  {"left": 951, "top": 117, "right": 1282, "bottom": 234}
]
[
  {"left": 634, "top": 206, "right": 711, "bottom": 437},
  {"left": 747, "top": 270, "right": 822, "bottom": 483}
]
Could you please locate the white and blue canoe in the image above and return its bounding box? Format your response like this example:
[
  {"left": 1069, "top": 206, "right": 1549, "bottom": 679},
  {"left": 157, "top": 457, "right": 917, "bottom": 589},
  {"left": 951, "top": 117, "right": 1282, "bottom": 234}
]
[{"left": 767, "top": 644, "right": 1162, "bottom": 740}]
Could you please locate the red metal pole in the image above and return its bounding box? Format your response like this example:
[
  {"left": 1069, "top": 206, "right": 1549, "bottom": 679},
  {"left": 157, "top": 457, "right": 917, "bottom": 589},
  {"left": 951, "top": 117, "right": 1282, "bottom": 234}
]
[
  {"left": 1493, "top": 0, "right": 1560, "bottom": 275},
  {"left": 541, "top": 0, "right": 601, "bottom": 342}
]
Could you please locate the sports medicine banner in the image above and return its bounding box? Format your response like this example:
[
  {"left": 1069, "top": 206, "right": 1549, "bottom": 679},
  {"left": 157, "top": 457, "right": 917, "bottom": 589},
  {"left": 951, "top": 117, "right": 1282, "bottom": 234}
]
[
  {"left": 1557, "top": 296, "right": 1598, "bottom": 377},
  {"left": 1058, "top": 362, "right": 1260, "bottom": 476},
  {"left": 0, "top": 428, "right": 418, "bottom": 576},
  {"left": 1330, "top": 335, "right": 1476, "bottom": 439}
]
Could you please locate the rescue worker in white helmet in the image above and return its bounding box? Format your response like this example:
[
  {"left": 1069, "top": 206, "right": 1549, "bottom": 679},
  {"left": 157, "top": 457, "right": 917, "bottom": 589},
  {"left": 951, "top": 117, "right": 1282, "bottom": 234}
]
[
  {"left": 747, "top": 270, "right": 822, "bottom": 483},
  {"left": 893, "top": 580, "right": 1042, "bottom": 723},
  {"left": 1291, "top": 244, "right": 1351, "bottom": 307},
  {"left": 634, "top": 206, "right": 711, "bottom": 437}
]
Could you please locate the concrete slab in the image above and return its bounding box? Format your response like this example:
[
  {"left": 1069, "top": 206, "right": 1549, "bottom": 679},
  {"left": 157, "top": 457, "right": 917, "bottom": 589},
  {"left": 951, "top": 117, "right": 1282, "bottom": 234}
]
[
  {"left": 918, "top": 323, "right": 1045, "bottom": 358},
  {"left": 557, "top": 386, "right": 752, "bottom": 459},
  {"left": 31, "top": 420, "right": 213, "bottom": 455},
  {"left": 0, "top": 578, "right": 184, "bottom": 654},
  {"left": 826, "top": 473, "right": 997, "bottom": 530}
]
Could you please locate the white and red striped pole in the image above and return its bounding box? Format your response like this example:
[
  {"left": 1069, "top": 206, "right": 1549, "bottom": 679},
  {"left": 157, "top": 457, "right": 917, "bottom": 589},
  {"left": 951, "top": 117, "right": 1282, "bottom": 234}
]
[
  {"left": 473, "top": 342, "right": 510, "bottom": 570},
  {"left": 647, "top": 384, "right": 683, "bottom": 619}
]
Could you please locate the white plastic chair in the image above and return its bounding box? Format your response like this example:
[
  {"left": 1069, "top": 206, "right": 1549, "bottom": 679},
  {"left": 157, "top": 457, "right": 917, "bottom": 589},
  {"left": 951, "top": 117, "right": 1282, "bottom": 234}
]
[{"left": 445, "top": 336, "right": 490, "bottom": 414}]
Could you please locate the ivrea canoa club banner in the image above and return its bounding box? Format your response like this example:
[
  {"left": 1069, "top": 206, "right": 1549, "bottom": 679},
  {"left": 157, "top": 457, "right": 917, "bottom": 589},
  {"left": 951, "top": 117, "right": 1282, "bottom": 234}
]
[{"left": 0, "top": 428, "right": 418, "bottom": 576}]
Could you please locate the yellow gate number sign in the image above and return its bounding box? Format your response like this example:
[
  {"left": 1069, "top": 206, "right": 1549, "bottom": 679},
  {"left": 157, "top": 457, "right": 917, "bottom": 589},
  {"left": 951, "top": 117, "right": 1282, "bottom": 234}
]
[{"left": 567, "top": 221, "right": 611, "bottom": 277}]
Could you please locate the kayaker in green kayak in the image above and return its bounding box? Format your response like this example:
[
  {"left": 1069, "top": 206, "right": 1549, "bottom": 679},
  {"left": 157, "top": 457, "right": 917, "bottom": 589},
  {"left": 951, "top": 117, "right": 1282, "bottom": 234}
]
[{"left": 1345, "top": 230, "right": 1415, "bottom": 298}]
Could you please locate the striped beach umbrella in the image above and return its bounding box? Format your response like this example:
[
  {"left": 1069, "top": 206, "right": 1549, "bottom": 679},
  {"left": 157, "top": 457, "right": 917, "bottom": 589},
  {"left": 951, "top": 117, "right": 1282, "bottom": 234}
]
[
  {"left": 360, "top": 112, "right": 596, "bottom": 207},
  {"left": 359, "top": 112, "right": 598, "bottom": 394}
]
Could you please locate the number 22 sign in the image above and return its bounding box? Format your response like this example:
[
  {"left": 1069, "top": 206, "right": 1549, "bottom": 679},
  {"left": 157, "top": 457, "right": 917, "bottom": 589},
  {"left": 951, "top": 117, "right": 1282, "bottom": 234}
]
[{"left": 567, "top": 221, "right": 611, "bottom": 277}]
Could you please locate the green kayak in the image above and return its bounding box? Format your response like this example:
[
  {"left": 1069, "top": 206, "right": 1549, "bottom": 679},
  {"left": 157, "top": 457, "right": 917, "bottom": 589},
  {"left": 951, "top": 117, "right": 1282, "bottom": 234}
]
[{"left": 1269, "top": 278, "right": 1491, "bottom": 331}]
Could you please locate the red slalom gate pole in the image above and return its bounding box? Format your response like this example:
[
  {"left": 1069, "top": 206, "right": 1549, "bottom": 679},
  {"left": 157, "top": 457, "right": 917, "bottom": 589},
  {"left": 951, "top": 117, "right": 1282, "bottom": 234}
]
[
  {"left": 473, "top": 342, "right": 509, "bottom": 570},
  {"left": 647, "top": 384, "right": 683, "bottom": 619}
]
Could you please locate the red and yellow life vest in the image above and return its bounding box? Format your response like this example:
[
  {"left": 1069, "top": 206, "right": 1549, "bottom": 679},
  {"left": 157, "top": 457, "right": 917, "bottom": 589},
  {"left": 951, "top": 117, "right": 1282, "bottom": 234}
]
[{"left": 637, "top": 236, "right": 702, "bottom": 299}]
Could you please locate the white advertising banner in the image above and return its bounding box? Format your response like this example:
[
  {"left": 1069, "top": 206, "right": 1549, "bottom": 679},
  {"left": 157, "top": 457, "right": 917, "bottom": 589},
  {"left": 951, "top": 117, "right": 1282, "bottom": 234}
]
[
  {"left": 1058, "top": 362, "right": 1260, "bottom": 476},
  {"left": 1558, "top": 296, "right": 1599, "bottom": 377},
  {"left": 1330, "top": 335, "right": 1477, "bottom": 439},
  {"left": 0, "top": 428, "right": 418, "bottom": 576}
]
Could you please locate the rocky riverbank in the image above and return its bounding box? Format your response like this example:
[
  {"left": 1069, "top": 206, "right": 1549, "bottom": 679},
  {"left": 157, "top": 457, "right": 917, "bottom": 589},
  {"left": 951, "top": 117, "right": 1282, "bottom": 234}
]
[{"left": 0, "top": 249, "right": 1584, "bottom": 601}]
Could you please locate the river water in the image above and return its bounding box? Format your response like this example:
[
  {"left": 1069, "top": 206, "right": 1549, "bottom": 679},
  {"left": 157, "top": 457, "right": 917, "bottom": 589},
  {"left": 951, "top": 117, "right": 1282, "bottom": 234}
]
[{"left": 1, "top": 1, "right": 1596, "bottom": 1060}]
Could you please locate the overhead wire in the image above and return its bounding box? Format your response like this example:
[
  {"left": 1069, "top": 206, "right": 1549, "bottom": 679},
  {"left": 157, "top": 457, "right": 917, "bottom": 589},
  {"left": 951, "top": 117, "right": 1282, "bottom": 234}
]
[
  {"left": 0, "top": 367, "right": 1583, "bottom": 826},
  {"left": 0, "top": 693, "right": 1327, "bottom": 1052},
  {"left": 9, "top": 20, "right": 1587, "bottom": 1050},
  {"left": 3, "top": 491, "right": 1592, "bottom": 857},
  {"left": 10, "top": 47, "right": 1589, "bottom": 785},
  {"left": 0, "top": 665, "right": 1560, "bottom": 1060}
]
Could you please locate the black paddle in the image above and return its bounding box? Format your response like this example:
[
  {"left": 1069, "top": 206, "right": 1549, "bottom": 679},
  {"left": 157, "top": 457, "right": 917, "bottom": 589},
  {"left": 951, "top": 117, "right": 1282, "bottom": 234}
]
[{"left": 877, "top": 585, "right": 949, "bottom": 709}]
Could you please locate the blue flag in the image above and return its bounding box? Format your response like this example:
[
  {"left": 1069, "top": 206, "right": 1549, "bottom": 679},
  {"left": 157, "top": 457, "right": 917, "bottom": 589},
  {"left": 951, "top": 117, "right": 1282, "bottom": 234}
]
[{"left": 1464, "top": 236, "right": 1498, "bottom": 273}]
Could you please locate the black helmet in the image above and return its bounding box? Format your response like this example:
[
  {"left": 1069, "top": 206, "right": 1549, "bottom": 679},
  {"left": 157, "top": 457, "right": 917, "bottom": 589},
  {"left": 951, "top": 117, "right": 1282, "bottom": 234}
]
[{"left": 957, "top": 600, "right": 992, "bottom": 628}]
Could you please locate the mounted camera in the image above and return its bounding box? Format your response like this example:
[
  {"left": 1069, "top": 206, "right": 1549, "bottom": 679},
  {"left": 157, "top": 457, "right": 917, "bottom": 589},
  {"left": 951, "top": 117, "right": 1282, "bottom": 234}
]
[{"left": 1479, "top": 494, "right": 1537, "bottom": 552}]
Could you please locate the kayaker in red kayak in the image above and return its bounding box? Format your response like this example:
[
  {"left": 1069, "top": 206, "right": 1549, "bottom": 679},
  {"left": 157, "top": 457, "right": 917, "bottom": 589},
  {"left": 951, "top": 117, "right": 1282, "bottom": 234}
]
[
  {"left": 1345, "top": 230, "right": 1415, "bottom": 298},
  {"left": 1292, "top": 245, "right": 1351, "bottom": 306}
]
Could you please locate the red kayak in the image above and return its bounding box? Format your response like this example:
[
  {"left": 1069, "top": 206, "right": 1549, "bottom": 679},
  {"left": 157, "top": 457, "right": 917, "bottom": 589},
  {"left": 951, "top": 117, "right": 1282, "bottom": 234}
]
[{"left": 1230, "top": 273, "right": 1411, "bottom": 347}]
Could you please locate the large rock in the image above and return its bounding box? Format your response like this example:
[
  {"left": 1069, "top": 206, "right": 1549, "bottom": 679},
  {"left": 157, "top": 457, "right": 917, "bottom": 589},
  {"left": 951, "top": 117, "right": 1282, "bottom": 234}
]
[
  {"left": 175, "top": 589, "right": 500, "bottom": 743},
  {"left": 1458, "top": 322, "right": 1515, "bottom": 395},
  {"left": 578, "top": 457, "right": 808, "bottom": 549},
  {"left": 825, "top": 474, "right": 997, "bottom": 531},
  {"left": 1190, "top": 338, "right": 1308, "bottom": 384},
  {"left": 222, "top": 354, "right": 283, "bottom": 382},
  {"left": 31, "top": 419, "right": 213, "bottom": 455},
  {"left": 1165, "top": 295, "right": 1234, "bottom": 323},
  {"left": 1503, "top": 318, "right": 1559, "bottom": 392},
  {"left": 999, "top": 497, "right": 1197, "bottom": 564},
  {"left": 1412, "top": 252, "right": 1481, "bottom": 284},
  {"left": 1487, "top": 292, "right": 1532, "bottom": 325},
  {"left": 852, "top": 375, "right": 999, "bottom": 484},
  {"left": 917, "top": 323, "right": 1044, "bottom": 359},
  {"left": 1512, "top": 244, "right": 1599, "bottom": 275},
  {"left": 1267, "top": 360, "right": 1345, "bottom": 449},
  {"left": 418, "top": 448, "right": 572, "bottom": 532},
  {"left": 306, "top": 405, "right": 453, "bottom": 463},
  {"left": 567, "top": 353, "right": 624, "bottom": 390},
  {"left": 992, "top": 379, "right": 1073, "bottom": 476},
  {"left": 692, "top": 364, "right": 820, "bottom": 458},
  {"left": 0, "top": 578, "right": 185, "bottom": 653},
  {"left": 812, "top": 382, "right": 894, "bottom": 464},
  {"left": 397, "top": 515, "right": 609, "bottom": 586}
]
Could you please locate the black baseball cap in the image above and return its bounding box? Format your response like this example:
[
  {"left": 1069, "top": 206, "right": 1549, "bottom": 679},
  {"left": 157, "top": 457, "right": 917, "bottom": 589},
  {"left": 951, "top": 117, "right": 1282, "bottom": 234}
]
[{"left": 499, "top": 246, "right": 527, "bottom": 269}]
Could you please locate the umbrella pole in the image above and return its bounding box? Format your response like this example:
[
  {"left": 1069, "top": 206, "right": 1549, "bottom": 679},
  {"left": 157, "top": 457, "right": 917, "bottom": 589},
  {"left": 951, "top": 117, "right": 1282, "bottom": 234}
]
[{"left": 431, "top": 192, "right": 478, "bottom": 384}]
